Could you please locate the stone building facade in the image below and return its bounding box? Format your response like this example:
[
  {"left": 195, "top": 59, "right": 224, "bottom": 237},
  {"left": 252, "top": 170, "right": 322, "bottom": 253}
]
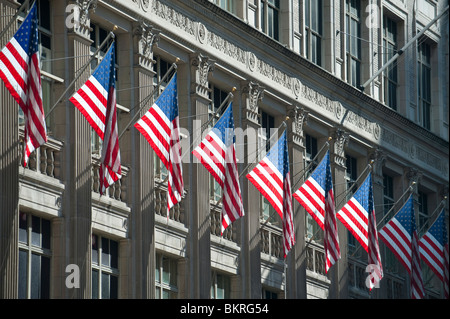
[{"left": 0, "top": 0, "right": 448, "bottom": 299}]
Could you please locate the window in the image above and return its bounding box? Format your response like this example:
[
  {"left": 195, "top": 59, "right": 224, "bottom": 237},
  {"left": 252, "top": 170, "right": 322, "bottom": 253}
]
[
  {"left": 305, "top": 0, "right": 322, "bottom": 66},
  {"left": 346, "top": 0, "right": 361, "bottom": 87},
  {"left": 260, "top": 0, "right": 279, "bottom": 40},
  {"left": 92, "top": 235, "right": 119, "bottom": 299},
  {"left": 383, "top": 174, "right": 394, "bottom": 216},
  {"left": 383, "top": 16, "right": 398, "bottom": 110},
  {"left": 211, "top": 271, "right": 230, "bottom": 299},
  {"left": 417, "top": 41, "right": 431, "bottom": 130},
  {"left": 211, "top": 0, "right": 236, "bottom": 15},
  {"left": 262, "top": 287, "right": 278, "bottom": 299},
  {"left": 417, "top": 191, "right": 428, "bottom": 236},
  {"left": 155, "top": 253, "right": 178, "bottom": 299},
  {"left": 18, "top": 213, "right": 51, "bottom": 299}
]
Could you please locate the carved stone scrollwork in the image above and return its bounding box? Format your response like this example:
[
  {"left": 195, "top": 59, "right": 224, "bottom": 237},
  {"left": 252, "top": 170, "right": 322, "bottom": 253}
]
[
  {"left": 332, "top": 127, "right": 349, "bottom": 168},
  {"left": 134, "top": 21, "right": 160, "bottom": 70},
  {"left": 242, "top": 81, "right": 264, "bottom": 125},
  {"left": 190, "top": 53, "right": 215, "bottom": 99}
]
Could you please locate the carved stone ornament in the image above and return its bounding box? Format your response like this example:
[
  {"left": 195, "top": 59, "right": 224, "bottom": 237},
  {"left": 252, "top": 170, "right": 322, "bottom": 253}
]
[
  {"left": 134, "top": 21, "right": 160, "bottom": 66},
  {"left": 332, "top": 127, "right": 349, "bottom": 167},
  {"left": 190, "top": 53, "right": 215, "bottom": 98},
  {"left": 369, "top": 148, "right": 386, "bottom": 176},
  {"left": 406, "top": 167, "right": 423, "bottom": 185},
  {"left": 242, "top": 81, "right": 264, "bottom": 124},
  {"left": 76, "top": 0, "right": 97, "bottom": 28},
  {"left": 292, "top": 106, "right": 309, "bottom": 136}
]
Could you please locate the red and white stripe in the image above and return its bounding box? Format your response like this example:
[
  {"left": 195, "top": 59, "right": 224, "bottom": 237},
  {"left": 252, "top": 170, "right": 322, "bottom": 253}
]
[
  {"left": 411, "top": 231, "right": 425, "bottom": 299},
  {"left": 444, "top": 244, "right": 449, "bottom": 299},
  {"left": 70, "top": 75, "right": 107, "bottom": 140},
  {"left": 379, "top": 217, "right": 412, "bottom": 272},
  {"left": 167, "top": 116, "right": 184, "bottom": 214},
  {"left": 293, "top": 178, "right": 325, "bottom": 229},
  {"left": 367, "top": 211, "right": 383, "bottom": 289},
  {"left": 324, "top": 188, "right": 340, "bottom": 272},
  {"left": 99, "top": 86, "right": 121, "bottom": 194},
  {"left": 193, "top": 128, "right": 244, "bottom": 233},
  {"left": 337, "top": 198, "right": 369, "bottom": 251},
  {"left": 0, "top": 37, "right": 46, "bottom": 166},
  {"left": 247, "top": 157, "right": 283, "bottom": 219},
  {"left": 135, "top": 103, "right": 184, "bottom": 215},
  {"left": 419, "top": 231, "right": 446, "bottom": 282}
]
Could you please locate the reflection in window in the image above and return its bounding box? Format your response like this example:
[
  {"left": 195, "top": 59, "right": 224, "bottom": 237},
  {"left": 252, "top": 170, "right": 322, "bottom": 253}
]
[{"left": 92, "top": 234, "right": 119, "bottom": 299}]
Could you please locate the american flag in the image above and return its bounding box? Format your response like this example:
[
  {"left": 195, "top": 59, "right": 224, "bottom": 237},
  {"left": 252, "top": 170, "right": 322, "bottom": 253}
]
[
  {"left": 419, "top": 209, "right": 449, "bottom": 298},
  {"left": 293, "top": 151, "right": 340, "bottom": 271},
  {"left": 0, "top": 3, "right": 47, "bottom": 166},
  {"left": 247, "top": 131, "right": 295, "bottom": 258},
  {"left": 70, "top": 43, "right": 121, "bottom": 195},
  {"left": 192, "top": 103, "right": 244, "bottom": 234},
  {"left": 134, "top": 73, "right": 184, "bottom": 216},
  {"left": 379, "top": 195, "right": 425, "bottom": 299},
  {"left": 336, "top": 173, "right": 383, "bottom": 288}
]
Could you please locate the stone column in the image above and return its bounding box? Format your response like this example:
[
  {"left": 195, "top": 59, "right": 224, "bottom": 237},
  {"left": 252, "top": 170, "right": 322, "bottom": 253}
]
[
  {"left": 0, "top": 0, "right": 20, "bottom": 299},
  {"left": 239, "top": 81, "right": 264, "bottom": 299},
  {"left": 286, "top": 106, "right": 309, "bottom": 298},
  {"left": 53, "top": 0, "right": 97, "bottom": 298},
  {"left": 187, "top": 53, "right": 214, "bottom": 298},
  {"left": 120, "top": 21, "right": 158, "bottom": 299},
  {"left": 329, "top": 127, "right": 349, "bottom": 299}
]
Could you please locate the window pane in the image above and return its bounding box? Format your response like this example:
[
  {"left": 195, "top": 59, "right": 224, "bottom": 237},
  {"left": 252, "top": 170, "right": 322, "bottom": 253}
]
[
  {"left": 31, "top": 253, "right": 41, "bottom": 299},
  {"left": 92, "top": 269, "right": 99, "bottom": 299},
  {"left": 41, "top": 219, "right": 51, "bottom": 250},
  {"left": 19, "top": 213, "right": 27, "bottom": 243},
  {"left": 102, "top": 237, "right": 110, "bottom": 267},
  {"left": 102, "top": 273, "right": 110, "bottom": 299},
  {"left": 41, "top": 256, "right": 50, "bottom": 299},
  {"left": 32, "top": 216, "right": 42, "bottom": 247},
  {"left": 110, "top": 275, "right": 118, "bottom": 299},
  {"left": 18, "top": 250, "right": 28, "bottom": 299},
  {"left": 92, "top": 234, "right": 98, "bottom": 264},
  {"left": 110, "top": 240, "right": 118, "bottom": 269}
]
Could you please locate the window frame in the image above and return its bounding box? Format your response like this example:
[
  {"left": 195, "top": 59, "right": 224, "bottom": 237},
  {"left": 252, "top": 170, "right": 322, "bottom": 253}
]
[
  {"left": 304, "top": 0, "right": 323, "bottom": 66},
  {"left": 345, "top": 0, "right": 362, "bottom": 88},
  {"left": 91, "top": 234, "right": 119, "bottom": 299}
]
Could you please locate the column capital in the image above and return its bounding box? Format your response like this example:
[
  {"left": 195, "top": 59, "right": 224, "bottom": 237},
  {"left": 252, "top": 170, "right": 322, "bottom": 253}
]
[
  {"left": 241, "top": 80, "right": 264, "bottom": 125},
  {"left": 133, "top": 20, "right": 160, "bottom": 71},
  {"left": 189, "top": 52, "right": 215, "bottom": 99},
  {"left": 288, "top": 105, "right": 309, "bottom": 147},
  {"left": 70, "top": 0, "right": 97, "bottom": 37},
  {"left": 331, "top": 127, "right": 349, "bottom": 168}
]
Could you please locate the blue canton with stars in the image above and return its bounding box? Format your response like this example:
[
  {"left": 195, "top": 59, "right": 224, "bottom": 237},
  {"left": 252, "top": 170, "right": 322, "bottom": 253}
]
[
  {"left": 394, "top": 195, "right": 416, "bottom": 236},
  {"left": 310, "top": 150, "right": 333, "bottom": 193},
  {"left": 352, "top": 173, "right": 374, "bottom": 215},
  {"left": 266, "top": 130, "right": 290, "bottom": 178},
  {"left": 210, "top": 102, "right": 236, "bottom": 147},
  {"left": 155, "top": 73, "right": 178, "bottom": 122},
  {"left": 14, "top": 3, "right": 39, "bottom": 58},
  {"left": 426, "top": 210, "right": 448, "bottom": 245},
  {"left": 92, "top": 42, "right": 116, "bottom": 91}
]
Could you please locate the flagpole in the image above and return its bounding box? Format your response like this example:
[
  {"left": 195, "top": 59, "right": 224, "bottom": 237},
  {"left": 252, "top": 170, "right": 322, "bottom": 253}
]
[
  {"left": 45, "top": 28, "right": 117, "bottom": 118},
  {"left": 0, "top": 0, "right": 30, "bottom": 42},
  {"left": 117, "top": 61, "right": 179, "bottom": 141}
]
